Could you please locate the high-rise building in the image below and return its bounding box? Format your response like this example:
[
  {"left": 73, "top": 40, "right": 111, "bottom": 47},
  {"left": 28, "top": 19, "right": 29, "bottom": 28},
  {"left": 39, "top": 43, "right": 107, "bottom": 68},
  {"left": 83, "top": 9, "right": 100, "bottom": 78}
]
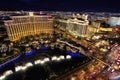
[
  {"left": 4, "top": 12, "right": 53, "bottom": 41},
  {"left": 55, "top": 14, "right": 89, "bottom": 38},
  {"left": 87, "top": 21, "right": 100, "bottom": 37},
  {"left": 0, "top": 12, "right": 94, "bottom": 41}
]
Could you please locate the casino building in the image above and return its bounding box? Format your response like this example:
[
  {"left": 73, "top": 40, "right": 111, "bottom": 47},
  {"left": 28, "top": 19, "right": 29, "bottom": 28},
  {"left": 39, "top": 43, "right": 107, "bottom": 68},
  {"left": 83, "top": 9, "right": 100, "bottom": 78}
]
[
  {"left": 4, "top": 12, "right": 53, "bottom": 41},
  {"left": 0, "top": 11, "right": 107, "bottom": 80},
  {"left": 55, "top": 14, "right": 89, "bottom": 38}
]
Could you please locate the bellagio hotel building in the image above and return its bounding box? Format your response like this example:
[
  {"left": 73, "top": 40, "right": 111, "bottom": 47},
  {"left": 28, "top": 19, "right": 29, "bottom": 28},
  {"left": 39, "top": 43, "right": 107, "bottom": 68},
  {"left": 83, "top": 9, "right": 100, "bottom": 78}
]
[{"left": 4, "top": 12, "right": 53, "bottom": 41}]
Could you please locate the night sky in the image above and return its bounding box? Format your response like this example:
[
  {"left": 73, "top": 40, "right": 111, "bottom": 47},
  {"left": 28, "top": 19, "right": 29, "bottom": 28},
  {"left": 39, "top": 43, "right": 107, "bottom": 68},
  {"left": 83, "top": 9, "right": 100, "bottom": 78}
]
[{"left": 0, "top": 0, "right": 120, "bottom": 12}]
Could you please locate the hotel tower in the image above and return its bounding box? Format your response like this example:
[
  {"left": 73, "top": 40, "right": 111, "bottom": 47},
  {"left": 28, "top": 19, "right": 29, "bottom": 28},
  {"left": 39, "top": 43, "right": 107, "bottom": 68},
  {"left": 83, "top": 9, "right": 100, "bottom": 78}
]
[{"left": 4, "top": 12, "right": 53, "bottom": 41}]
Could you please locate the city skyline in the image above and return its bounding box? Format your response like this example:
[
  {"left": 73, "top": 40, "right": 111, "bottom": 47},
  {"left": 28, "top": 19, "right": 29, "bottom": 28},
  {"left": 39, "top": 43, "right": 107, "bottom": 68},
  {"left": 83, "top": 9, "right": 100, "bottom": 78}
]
[
  {"left": 0, "top": 0, "right": 120, "bottom": 12},
  {"left": 0, "top": 11, "right": 120, "bottom": 80}
]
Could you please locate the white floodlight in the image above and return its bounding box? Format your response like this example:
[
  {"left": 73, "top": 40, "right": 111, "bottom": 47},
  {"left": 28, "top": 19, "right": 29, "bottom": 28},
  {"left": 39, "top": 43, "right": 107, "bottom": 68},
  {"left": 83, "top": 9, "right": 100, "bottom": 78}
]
[
  {"left": 25, "top": 62, "right": 33, "bottom": 67},
  {"left": 34, "top": 60, "right": 42, "bottom": 65},
  {"left": 66, "top": 55, "right": 72, "bottom": 59},
  {"left": 44, "top": 58, "right": 50, "bottom": 62},
  {"left": 21, "top": 66, "right": 27, "bottom": 70},
  {"left": 40, "top": 60, "right": 45, "bottom": 64},
  {"left": 0, "top": 75, "right": 5, "bottom": 80},
  {"left": 57, "top": 57, "right": 61, "bottom": 61},
  {"left": 59, "top": 55, "right": 65, "bottom": 60},
  {"left": 4, "top": 70, "right": 13, "bottom": 76},
  {"left": 52, "top": 56, "right": 57, "bottom": 61},
  {"left": 15, "top": 66, "right": 23, "bottom": 72}
]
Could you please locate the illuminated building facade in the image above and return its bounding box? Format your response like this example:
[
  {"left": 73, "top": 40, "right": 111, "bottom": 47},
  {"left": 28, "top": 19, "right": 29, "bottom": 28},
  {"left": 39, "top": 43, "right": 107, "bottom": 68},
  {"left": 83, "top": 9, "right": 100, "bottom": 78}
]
[
  {"left": 66, "top": 18, "right": 88, "bottom": 37},
  {"left": 4, "top": 13, "right": 53, "bottom": 41},
  {"left": 56, "top": 14, "right": 89, "bottom": 37},
  {"left": 87, "top": 21, "right": 100, "bottom": 37},
  {"left": 2, "top": 12, "right": 102, "bottom": 41}
]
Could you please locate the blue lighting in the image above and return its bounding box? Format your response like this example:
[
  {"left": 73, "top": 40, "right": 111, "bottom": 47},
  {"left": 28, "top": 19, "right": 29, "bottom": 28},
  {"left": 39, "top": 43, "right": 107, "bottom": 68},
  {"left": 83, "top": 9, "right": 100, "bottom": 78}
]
[
  {"left": 0, "top": 55, "right": 22, "bottom": 69},
  {"left": 66, "top": 51, "right": 80, "bottom": 57},
  {"left": 0, "top": 50, "right": 37, "bottom": 69},
  {"left": 25, "top": 49, "right": 37, "bottom": 56},
  {"left": 0, "top": 47, "right": 80, "bottom": 70},
  {"left": 40, "top": 46, "right": 50, "bottom": 50}
]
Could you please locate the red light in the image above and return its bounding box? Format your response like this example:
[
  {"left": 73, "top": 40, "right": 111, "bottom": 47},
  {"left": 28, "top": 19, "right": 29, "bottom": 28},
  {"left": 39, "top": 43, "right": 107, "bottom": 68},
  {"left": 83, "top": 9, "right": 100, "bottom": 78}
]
[
  {"left": 48, "top": 15, "right": 52, "bottom": 18},
  {"left": 115, "top": 28, "right": 119, "bottom": 31},
  {"left": 113, "top": 43, "right": 118, "bottom": 47}
]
